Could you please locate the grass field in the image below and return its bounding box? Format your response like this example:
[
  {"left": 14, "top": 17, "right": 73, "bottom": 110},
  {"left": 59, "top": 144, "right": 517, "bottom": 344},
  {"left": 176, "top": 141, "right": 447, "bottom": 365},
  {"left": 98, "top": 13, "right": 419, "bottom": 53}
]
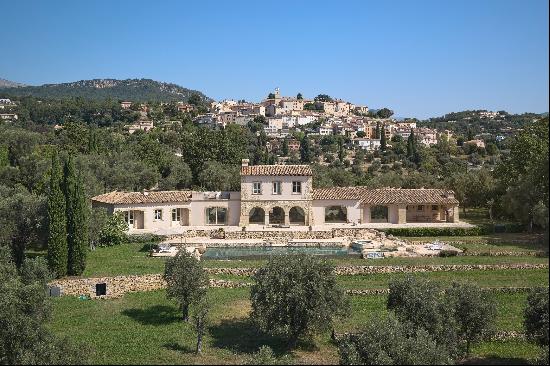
[
  {"left": 74, "top": 242, "right": 550, "bottom": 277},
  {"left": 43, "top": 222, "right": 548, "bottom": 364},
  {"left": 49, "top": 288, "right": 543, "bottom": 365}
]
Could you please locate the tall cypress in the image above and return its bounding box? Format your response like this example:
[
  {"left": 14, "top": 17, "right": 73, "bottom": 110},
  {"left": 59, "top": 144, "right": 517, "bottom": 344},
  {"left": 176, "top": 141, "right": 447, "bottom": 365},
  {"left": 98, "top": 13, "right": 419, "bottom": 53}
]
[
  {"left": 47, "top": 152, "right": 68, "bottom": 278},
  {"left": 380, "top": 126, "right": 387, "bottom": 152},
  {"left": 407, "top": 129, "right": 416, "bottom": 158},
  {"left": 68, "top": 172, "right": 88, "bottom": 275},
  {"left": 63, "top": 156, "right": 77, "bottom": 274}
]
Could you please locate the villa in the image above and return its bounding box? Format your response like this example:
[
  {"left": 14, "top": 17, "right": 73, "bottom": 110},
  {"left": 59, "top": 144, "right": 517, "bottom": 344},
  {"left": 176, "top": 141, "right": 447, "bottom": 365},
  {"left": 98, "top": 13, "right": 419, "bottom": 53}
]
[{"left": 91, "top": 160, "right": 460, "bottom": 232}]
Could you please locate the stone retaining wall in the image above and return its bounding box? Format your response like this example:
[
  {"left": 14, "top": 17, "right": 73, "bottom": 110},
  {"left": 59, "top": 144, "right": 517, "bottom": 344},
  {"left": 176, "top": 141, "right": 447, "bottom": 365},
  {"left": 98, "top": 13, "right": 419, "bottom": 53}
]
[
  {"left": 333, "top": 330, "right": 524, "bottom": 342},
  {"left": 204, "top": 263, "right": 548, "bottom": 276},
  {"left": 49, "top": 275, "right": 254, "bottom": 299}
]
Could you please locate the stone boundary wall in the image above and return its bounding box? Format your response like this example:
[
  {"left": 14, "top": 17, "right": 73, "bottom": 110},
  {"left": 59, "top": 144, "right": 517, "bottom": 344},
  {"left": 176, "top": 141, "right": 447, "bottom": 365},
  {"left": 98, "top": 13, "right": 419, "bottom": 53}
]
[
  {"left": 333, "top": 330, "right": 525, "bottom": 342},
  {"left": 204, "top": 263, "right": 549, "bottom": 276},
  {"left": 49, "top": 275, "right": 252, "bottom": 299},
  {"left": 50, "top": 271, "right": 548, "bottom": 299},
  {"left": 345, "top": 286, "right": 548, "bottom": 296}
]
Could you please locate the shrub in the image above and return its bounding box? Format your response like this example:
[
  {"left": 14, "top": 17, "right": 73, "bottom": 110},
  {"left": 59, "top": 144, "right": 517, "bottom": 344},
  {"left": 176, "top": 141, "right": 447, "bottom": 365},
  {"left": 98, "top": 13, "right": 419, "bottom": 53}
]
[
  {"left": 250, "top": 254, "right": 349, "bottom": 346},
  {"left": 246, "top": 346, "right": 290, "bottom": 365},
  {"left": 338, "top": 316, "right": 453, "bottom": 365},
  {"left": 98, "top": 212, "right": 127, "bottom": 246},
  {"left": 524, "top": 287, "right": 549, "bottom": 348},
  {"left": 125, "top": 233, "right": 164, "bottom": 244},
  {"left": 439, "top": 249, "right": 459, "bottom": 257}
]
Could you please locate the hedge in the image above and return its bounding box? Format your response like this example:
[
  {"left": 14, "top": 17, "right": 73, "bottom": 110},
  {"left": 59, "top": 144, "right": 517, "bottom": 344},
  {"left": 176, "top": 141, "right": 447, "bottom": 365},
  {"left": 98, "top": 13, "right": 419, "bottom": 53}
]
[
  {"left": 125, "top": 233, "right": 165, "bottom": 244},
  {"left": 383, "top": 223, "right": 525, "bottom": 237}
]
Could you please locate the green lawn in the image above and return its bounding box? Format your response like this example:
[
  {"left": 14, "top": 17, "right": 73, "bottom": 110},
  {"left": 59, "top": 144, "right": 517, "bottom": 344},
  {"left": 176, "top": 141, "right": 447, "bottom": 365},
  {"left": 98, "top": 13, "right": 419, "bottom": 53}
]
[
  {"left": 76, "top": 242, "right": 549, "bottom": 277},
  {"left": 49, "top": 288, "right": 543, "bottom": 365},
  {"left": 209, "top": 268, "right": 549, "bottom": 290}
]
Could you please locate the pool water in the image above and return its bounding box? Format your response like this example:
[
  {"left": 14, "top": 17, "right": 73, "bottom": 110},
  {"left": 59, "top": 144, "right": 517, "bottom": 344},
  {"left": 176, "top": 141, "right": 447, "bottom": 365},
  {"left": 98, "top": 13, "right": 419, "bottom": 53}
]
[{"left": 201, "top": 246, "right": 361, "bottom": 259}]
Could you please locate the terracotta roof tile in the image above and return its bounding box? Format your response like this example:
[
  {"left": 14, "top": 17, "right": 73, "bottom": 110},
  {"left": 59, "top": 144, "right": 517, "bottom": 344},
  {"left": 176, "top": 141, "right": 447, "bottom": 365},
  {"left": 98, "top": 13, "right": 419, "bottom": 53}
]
[
  {"left": 91, "top": 191, "right": 192, "bottom": 205},
  {"left": 312, "top": 187, "right": 459, "bottom": 205},
  {"left": 241, "top": 165, "right": 313, "bottom": 176}
]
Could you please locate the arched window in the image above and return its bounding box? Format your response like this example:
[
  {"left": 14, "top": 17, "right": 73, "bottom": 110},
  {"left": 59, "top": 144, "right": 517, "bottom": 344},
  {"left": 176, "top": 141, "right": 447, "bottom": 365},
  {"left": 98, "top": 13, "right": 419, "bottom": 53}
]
[
  {"left": 269, "top": 207, "right": 285, "bottom": 225},
  {"left": 249, "top": 207, "right": 265, "bottom": 224},
  {"left": 324, "top": 206, "right": 347, "bottom": 223},
  {"left": 289, "top": 207, "right": 305, "bottom": 225}
]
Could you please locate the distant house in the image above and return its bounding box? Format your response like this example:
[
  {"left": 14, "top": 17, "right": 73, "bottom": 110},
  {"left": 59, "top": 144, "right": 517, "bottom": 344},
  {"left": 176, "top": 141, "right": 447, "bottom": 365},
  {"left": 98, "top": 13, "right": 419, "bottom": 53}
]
[
  {"left": 92, "top": 160, "right": 461, "bottom": 232},
  {"left": 354, "top": 138, "right": 381, "bottom": 151},
  {"left": 465, "top": 139, "right": 486, "bottom": 148},
  {"left": 176, "top": 103, "right": 195, "bottom": 113},
  {"left": 120, "top": 101, "right": 132, "bottom": 109},
  {"left": 0, "top": 113, "right": 18, "bottom": 121}
]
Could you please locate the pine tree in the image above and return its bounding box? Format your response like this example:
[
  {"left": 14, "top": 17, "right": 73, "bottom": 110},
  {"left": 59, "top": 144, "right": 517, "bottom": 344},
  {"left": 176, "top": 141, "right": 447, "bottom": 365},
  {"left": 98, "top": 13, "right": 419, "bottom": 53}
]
[
  {"left": 47, "top": 152, "right": 68, "bottom": 278},
  {"left": 68, "top": 172, "right": 88, "bottom": 275},
  {"left": 380, "top": 126, "right": 387, "bottom": 152}
]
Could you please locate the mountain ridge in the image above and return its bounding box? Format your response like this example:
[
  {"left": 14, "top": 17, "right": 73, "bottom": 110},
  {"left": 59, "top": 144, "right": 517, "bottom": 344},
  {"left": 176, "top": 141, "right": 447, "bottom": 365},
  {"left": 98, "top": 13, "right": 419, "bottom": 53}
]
[{"left": 0, "top": 78, "right": 211, "bottom": 102}]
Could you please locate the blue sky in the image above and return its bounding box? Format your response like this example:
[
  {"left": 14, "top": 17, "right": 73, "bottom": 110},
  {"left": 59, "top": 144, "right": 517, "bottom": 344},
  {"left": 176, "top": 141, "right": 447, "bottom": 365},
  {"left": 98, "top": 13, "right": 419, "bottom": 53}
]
[{"left": 1, "top": 0, "right": 548, "bottom": 118}]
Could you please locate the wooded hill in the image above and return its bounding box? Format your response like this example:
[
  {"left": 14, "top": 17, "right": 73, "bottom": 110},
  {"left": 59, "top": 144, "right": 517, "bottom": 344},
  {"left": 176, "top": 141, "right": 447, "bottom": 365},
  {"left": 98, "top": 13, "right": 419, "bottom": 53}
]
[{"left": 0, "top": 78, "right": 211, "bottom": 103}]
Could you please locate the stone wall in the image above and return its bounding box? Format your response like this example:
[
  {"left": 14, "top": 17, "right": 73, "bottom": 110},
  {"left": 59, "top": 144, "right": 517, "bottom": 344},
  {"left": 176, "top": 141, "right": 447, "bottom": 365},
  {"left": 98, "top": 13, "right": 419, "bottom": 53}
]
[
  {"left": 50, "top": 274, "right": 165, "bottom": 299},
  {"left": 204, "top": 263, "right": 548, "bottom": 276},
  {"left": 49, "top": 275, "right": 253, "bottom": 299}
]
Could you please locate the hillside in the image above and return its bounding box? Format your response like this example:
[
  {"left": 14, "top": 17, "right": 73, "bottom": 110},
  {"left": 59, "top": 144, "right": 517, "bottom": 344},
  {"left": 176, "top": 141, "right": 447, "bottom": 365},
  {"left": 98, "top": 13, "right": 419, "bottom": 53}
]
[
  {"left": 0, "top": 78, "right": 211, "bottom": 103},
  {"left": 0, "top": 78, "right": 27, "bottom": 88}
]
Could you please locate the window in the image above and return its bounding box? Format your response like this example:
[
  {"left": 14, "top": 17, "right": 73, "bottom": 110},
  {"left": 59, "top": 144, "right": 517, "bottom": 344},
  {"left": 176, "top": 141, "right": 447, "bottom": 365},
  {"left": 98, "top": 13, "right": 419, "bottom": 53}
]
[
  {"left": 272, "top": 181, "right": 281, "bottom": 195},
  {"left": 417, "top": 205, "right": 424, "bottom": 211},
  {"left": 206, "top": 207, "right": 227, "bottom": 225},
  {"left": 292, "top": 181, "right": 302, "bottom": 194},
  {"left": 172, "top": 208, "right": 181, "bottom": 222},
  {"left": 432, "top": 205, "right": 438, "bottom": 211},
  {"left": 371, "top": 206, "right": 389, "bottom": 222},
  {"left": 253, "top": 182, "right": 261, "bottom": 195},
  {"left": 154, "top": 209, "right": 162, "bottom": 221},
  {"left": 325, "top": 206, "right": 347, "bottom": 223},
  {"left": 124, "top": 211, "right": 134, "bottom": 225}
]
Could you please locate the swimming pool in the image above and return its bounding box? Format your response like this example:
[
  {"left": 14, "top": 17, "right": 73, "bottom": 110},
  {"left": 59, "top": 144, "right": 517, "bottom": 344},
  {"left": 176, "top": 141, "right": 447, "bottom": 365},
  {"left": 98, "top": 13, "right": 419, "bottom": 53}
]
[{"left": 201, "top": 246, "right": 361, "bottom": 259}]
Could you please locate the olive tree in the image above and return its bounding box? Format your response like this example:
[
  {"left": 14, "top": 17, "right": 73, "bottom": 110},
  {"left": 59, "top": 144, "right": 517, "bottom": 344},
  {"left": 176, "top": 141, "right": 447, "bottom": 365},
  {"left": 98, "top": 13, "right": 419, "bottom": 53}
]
[
  {"left": 338, "top": 315, "right": 453, "bottom": 365},
  {"left": 164, "top": 250, "right": 208, "bottom": 322},
  {"left": 524, "top": 287, "right": 549, "bottom": 363},
  {"left": 250, "top": 254, "right": 349, "bottom": 346},
  {"left": 388, "top": 276, "right": 497, "bottom": 358},
  {"left": 445, "top": 282, "right": 496, "bottom": 355},
  {"left": 0, "top": 247, "right": 88, "bottom": 364}
]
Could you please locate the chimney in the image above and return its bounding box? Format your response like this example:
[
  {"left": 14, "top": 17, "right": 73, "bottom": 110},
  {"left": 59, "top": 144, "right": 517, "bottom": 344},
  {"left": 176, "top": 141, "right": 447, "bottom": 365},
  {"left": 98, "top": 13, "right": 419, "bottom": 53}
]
[{"left": 241, "top": 159, "right": 249, "bottom": 167}]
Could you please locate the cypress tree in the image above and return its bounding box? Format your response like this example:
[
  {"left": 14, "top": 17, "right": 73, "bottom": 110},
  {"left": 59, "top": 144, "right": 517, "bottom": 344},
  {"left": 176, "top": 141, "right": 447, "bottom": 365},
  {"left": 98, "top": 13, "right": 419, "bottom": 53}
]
[
  {"left": 375, "top": 122, "right": 380, "bottom": 139},
  {"left": 300, "top": 136, "right": 312, "bottom": 163},
  {"left": 63, "top": 156, "right": 77, "bottom": 274},
  {"left": 47, "top": 152, "right": 68, "bottom": 278},
  {"left": 380, "top": 126, "right": 387, "bottom": 152},
  {"left": 407, "top": 129, "right": 416, "bottom": 158},
  {"left": 68, "top": 172, "right": 88, "bottom": 275},
  {"left": 282, "top": 138, "right": 289, "bottom": 156}
]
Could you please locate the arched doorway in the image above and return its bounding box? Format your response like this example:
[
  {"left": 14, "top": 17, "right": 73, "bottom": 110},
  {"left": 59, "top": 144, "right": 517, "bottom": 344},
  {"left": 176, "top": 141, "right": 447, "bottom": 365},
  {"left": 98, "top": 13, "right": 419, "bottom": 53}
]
[
  {"left": 249, "top": 207, "right": 265, "bottom": 224},
  {"left": 289, "top": 207, "right": 305, "bottom": 225},
  {"left": 269, "top": 207, "right": 285, "bottom": 225}
]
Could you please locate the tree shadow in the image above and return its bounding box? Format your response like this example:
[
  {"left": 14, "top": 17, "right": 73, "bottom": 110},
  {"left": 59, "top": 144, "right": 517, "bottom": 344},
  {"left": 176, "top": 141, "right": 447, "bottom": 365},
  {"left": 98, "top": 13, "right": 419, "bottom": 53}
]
[
  {"left": 208, "top": 317, "right": 318, "bottom": 356},
  {"left": 460, "top": 356, "right": 530, "bottom": 365},
  {"left": 163, "top": 341, "right": 195, "bottom": 354},
  {"left": 122, "top": 305, "right": 181, "bottom": 326}
]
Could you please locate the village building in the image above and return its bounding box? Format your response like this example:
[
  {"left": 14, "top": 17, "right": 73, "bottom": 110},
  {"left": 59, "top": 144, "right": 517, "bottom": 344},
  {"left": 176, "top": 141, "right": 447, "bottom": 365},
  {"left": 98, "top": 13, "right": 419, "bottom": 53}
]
[{"left": 92, "top": 160, "right": 461, "bottom": 232}]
